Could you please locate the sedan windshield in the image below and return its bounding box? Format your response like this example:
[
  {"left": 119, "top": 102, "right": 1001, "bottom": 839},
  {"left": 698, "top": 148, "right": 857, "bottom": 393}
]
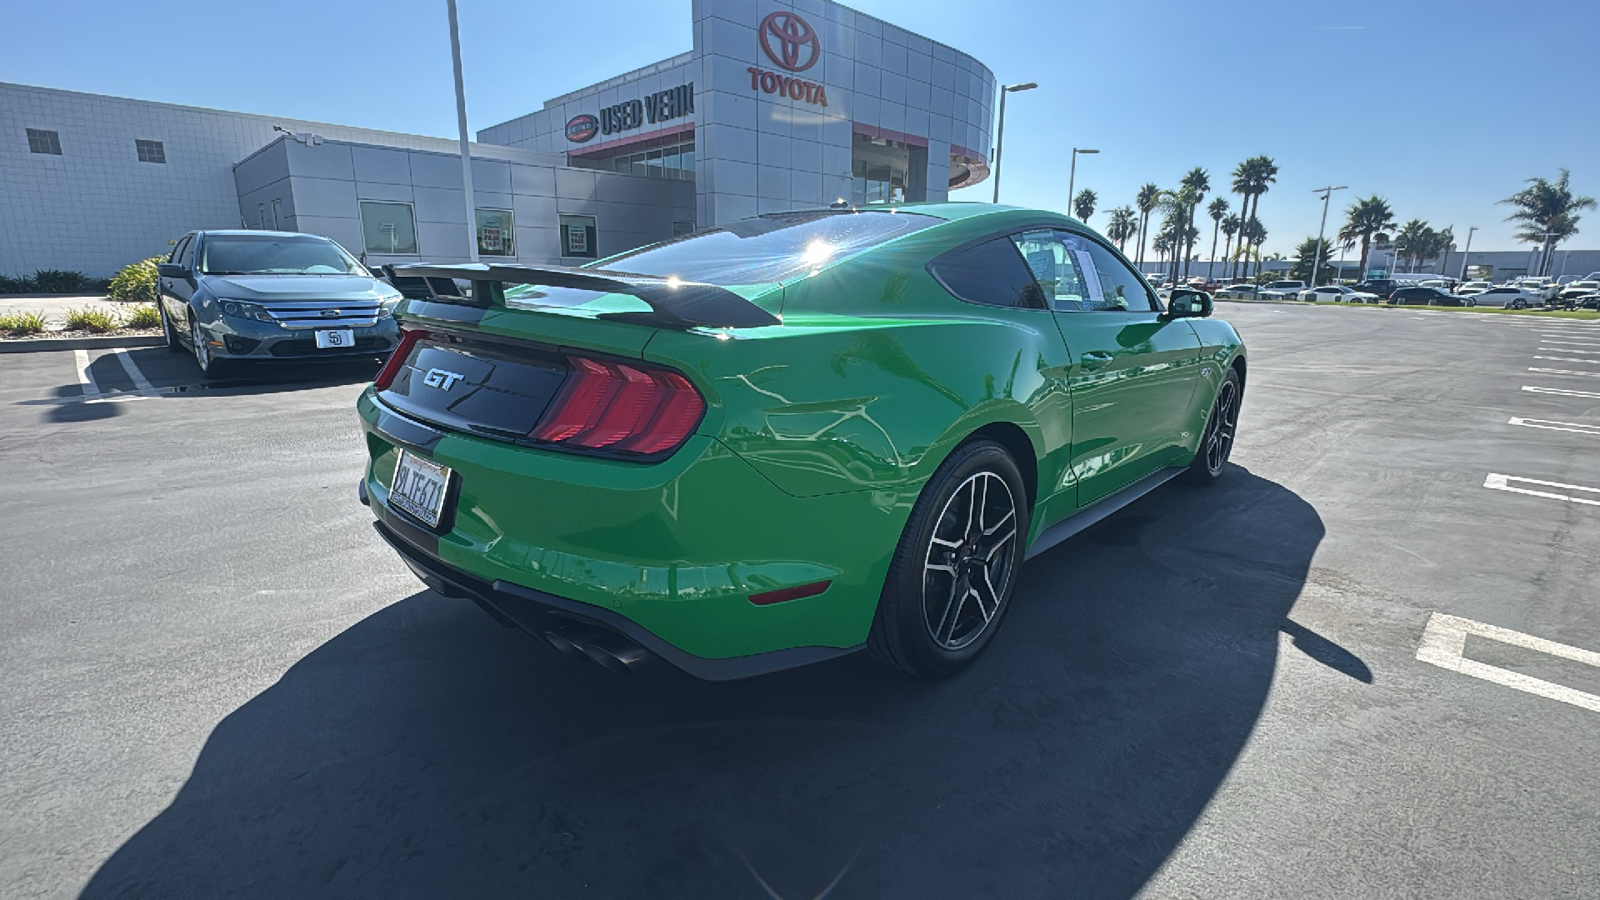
[{"left": 200, "top": 235, "right": 364, "bottom": 275}]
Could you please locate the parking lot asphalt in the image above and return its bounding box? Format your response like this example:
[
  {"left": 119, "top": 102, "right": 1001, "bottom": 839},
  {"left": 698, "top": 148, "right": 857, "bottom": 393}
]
[{"left": 2, "top": 305, "right": 1599, "bottom": 898}]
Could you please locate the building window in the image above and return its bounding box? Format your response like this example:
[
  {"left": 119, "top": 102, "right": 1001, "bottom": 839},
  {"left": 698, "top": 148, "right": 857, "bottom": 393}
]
[
  {"left": 476, "top": 208, "right": 515, "bottom": 257},
  {"left": 135, "top": 139, "right": 166, "bottom": 164},
  {"left": 569, "top": 136, "right": 695, "bottom": 180},
  {"left": 27, "top": 128, "right": 62, "bottom": 155},
  {"left": 672, "top": 221, "right": 695, "bottom": 237},
  {"left": 271, "top": 199, "right": 283, "bottom": 230},
  {"left": 359, "top": 201, "right": 418, "bottom": 255},
  {"left": 560, "top": 214, "right": 597, "bottom": 259}
]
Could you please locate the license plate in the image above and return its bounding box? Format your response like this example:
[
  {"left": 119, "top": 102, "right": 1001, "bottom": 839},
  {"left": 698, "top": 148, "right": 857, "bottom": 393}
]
[
  {"left": 315, "top": 329, "right": 354, "bottom": 349},
  {"left": 389, "top": 450, "right": 451, "bottom": 528}
]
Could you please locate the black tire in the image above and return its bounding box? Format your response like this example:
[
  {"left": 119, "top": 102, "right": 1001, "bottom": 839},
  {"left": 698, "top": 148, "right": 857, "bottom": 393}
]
[
  {"left": 868, "top": 439, "right": 1028, "bottom": 678},
  {"left": 159, "top": 301, "right": 183, "bottom": 353},
  {"left": 1185, "top": 368, "right": 1242, "bottom": 485}
]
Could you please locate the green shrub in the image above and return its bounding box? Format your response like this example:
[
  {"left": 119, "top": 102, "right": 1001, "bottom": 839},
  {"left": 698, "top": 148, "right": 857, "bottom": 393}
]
[
  {"left": 124, "top": 304, "right": 162, "bottom": 329},
  {"left": 108, "top": 257, "right": 163, "bottom": 304},
  {"left": 0, "top": 310, "right": 49, "bottom": 334},
  {"left": 64, "top": 307, "right": 118, "bottom": 333},
  {"left": 0, "top": 274, "right": 36, "bottom": 293},
  {"left": 32, "top": 269, "right": 92, "bottom": 293}
]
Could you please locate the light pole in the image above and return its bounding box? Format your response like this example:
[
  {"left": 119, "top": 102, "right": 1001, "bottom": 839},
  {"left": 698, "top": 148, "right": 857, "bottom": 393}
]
[
  {"left": 447, "top": 0, "right": 479, "bottom": 262},
  {"left": 991, "top": 82, "right": 1037, "bottom": 204},
  {"left": 1309, "top": 185, "right": 1346, "bottom": 288},
  {"left": 1458, "top": 226, "right": 1477, "bottom": 280},
  {"left": 1067, "top": 148, "right": 1099, "bottom": 217}
]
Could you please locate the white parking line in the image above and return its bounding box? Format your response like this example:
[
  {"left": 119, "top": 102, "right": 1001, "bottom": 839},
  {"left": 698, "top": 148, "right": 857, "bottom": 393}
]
[
  {"left": 1529, "top": 367, "right": 1600, "bottom": 378},
  {"left": 1417, "top": 613, "right": 1600, "bottom": 714},
  {"left": 1533, "top": 356, "right": 1600, "bottom": 365},
  {"left": 73, "top": 349, "right": 101, "bottom": 398},
  {"left": 1508, "top": 417, "right": 1600, "bottom": 436},
  {"left": 1483, "top": 472, "right": 1600, "bottom": 506},
  {"left": 1537, "top": 344, "right": 1600, "bottom": 354},
  {"left": 112, "top": 350, "right": 160, "bottom": 398},
  {"left": 1539, "top": 334, "right": 1600, "bottom": 342},
  {"left": 1522, "top": 385, "right": 1600, "bottom": 399}
]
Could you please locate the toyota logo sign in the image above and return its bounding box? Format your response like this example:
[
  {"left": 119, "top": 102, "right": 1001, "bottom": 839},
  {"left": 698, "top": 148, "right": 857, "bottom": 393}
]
[
  {"left": 758, "top": 11, "right": 820, "bottom": 73},
  {"left": 565, "top": 114, "right": 599, "bottom": 143}
]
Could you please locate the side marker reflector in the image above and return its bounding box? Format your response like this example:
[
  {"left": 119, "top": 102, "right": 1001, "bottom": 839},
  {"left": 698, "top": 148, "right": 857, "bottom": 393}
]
[{"left": 749, "top": 580, "right": 832, "bottom": 606}]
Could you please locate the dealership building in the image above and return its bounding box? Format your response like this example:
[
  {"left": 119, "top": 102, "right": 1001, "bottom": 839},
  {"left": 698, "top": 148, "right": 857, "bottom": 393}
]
[{"left": 0, "top": 0, "right": 996, "bottom": 278}]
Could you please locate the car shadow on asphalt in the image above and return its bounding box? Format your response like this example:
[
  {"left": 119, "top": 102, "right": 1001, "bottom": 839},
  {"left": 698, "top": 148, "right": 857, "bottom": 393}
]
[{"left": 79, "top": 465, "right": 1348, "bottom": 900}]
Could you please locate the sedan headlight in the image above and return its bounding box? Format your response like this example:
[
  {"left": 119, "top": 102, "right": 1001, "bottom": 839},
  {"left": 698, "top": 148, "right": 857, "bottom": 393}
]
[
  {"left": 376, "top": 290, "right": 403, "bottom": 318},
  {"left": 219, "top": 300, "right": 274, "bottom": 323}
]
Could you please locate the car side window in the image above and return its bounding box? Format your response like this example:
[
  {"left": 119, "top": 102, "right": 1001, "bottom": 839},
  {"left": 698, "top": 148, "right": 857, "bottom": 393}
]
[
  {"left": 927, "top": 237, "right": 1047, "bottom": 309},
  {"left": 177, "top": 235, "right": 196, "bottom": 269},
  {"left": 1073, "top": 232, "right": 1160, "bottom": 313},
  {"left": 170, "top": 235, "right": 192, "bottom": 266}
]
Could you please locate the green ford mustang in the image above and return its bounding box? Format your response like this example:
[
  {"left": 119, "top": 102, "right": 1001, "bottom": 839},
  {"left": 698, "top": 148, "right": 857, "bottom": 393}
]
[{"left": 356, "top": 203, "right": 1246, "bottom": 680}]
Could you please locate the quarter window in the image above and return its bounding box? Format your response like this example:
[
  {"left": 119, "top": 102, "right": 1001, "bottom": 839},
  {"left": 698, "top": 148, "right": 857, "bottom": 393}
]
[
  {"left": 928, "top": 237, "right": 1045, "bottom": 309},
  {"left": 135, "top": 139, "right": 166, "bottom": 163},
  {"left": 1009, "top": 231, "right": 1095, "bottom": 310},
  {"left": 27, "top": 128, "right": 62, "bottom": 155}
]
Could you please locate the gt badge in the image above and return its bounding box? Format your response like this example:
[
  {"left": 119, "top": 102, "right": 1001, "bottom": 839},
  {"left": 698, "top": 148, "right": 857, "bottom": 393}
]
[{"left": 423, "top": 368, "right": 465, "bottom": 391}]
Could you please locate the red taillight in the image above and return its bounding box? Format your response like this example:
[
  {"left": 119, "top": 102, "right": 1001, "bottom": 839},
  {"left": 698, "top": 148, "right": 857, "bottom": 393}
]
[
  {"left": 374, "top": 329, "right": 426, "bottom": 391},
  {"left": 749, "top": 580, "right": 832, "bottom": 606},
  {"left": 530, "top": 355, "right": 706, "bottom": 457}
]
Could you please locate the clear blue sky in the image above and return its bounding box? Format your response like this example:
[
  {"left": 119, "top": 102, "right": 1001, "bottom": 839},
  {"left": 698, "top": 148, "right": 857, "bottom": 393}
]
[{"left": 6, "top": 0, "right": 1597, "bottom": 255}]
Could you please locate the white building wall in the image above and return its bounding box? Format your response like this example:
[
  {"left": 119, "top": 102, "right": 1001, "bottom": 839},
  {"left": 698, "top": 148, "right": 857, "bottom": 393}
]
[
  {"left": 233, "top": 137, "right": 696, "bottom": 268},
  {"left": 0, "top": 82, "right": 555, "bottom": 277}
]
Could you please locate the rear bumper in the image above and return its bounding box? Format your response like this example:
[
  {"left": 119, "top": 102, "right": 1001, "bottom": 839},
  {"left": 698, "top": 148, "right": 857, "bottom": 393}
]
[
  {"left": 357, "top": 389, "right": 902, "bottom": 676},
  {"left": 367, "top": 512, "right": 859, "bottom": 680}
]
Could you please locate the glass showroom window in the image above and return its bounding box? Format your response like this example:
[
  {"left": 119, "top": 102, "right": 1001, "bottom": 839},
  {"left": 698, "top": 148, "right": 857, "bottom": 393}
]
[
  {"left": 359, "top": 201, "right": 418, "bottom": 255},
  {"left": 476, "top": 209, "right": 515, "bottom": 257},
  {"left": 560, "top": 214, "right": 597, "bottom": 259}
]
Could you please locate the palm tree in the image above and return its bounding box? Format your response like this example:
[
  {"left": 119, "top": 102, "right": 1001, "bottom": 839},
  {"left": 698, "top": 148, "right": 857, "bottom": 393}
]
[
  {"left": 1499, "top": 169, "right": 1597, "bottom": 276},
  {"left": 1135, "top": 183, "right": 1161, "bottom": 270},
  {"left": 1241, "top": 217, "right": 1267, "bottom": 277},
  {"left": 1179, "top": 168, "right": 1210, "bottom": 278},
  {"left": 1073, "top": 189, "right": 1098, "bottom": 223},
  {"left": 1393, "top": 219, "right": 1431, "bottom": 271},
  {"left": 1153, "top": 234, "right": 1172, "bottom": 275},
  {"left": 1207, "top": 197, "right": 1229, "bottom": 280},
  {"left": 1105, "top": 206, "right": 1138, "bottom": 253},
  {"left": 1336, "top": 195, "right": 1396, "bottom": 282},
  {"left": 1230, "top": 156, "right": 1279, "bottom": 279},
  {"left": 1220, "top": 213, "right": 1240, "bottom": 278},
  {"left": 1290, "top": 237, "right": 1336, "bottom": 285}
]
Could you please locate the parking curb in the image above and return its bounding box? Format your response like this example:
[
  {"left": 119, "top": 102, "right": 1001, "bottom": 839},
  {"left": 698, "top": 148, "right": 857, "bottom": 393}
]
[{"left": 0, "top": 335, "right": 165, "bottom": 354}]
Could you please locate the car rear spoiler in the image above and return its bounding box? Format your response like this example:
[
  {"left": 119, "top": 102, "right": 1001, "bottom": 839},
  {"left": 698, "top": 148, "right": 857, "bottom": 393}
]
[{"left": 388, "top": 262, "right": 781, "bottom": 330}]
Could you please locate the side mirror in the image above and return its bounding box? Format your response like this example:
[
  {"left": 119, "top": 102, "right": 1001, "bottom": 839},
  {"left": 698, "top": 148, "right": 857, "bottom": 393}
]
[
  {"left": 1165, "top": 288, "right": 1212, "bottom": 318},
  {"left": 156, "top": 263, "right": 188, "bottom": 279}
]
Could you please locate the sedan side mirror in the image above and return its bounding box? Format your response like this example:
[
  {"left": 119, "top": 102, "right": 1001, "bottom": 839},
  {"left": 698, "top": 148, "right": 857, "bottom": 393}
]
[
  {"left": 156, "top": 263, "right": 188, "bottom": 279},
  {"left": 1165, "top": 288, "right": 1212, "bottom": 318}
]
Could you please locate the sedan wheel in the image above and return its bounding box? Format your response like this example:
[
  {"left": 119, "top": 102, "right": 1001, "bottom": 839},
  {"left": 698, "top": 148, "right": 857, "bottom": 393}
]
[
  {"left": 160, "top": 303, "right": 183, "bottom": 352},
  {"left": 870, "top": 440, "right": 1027, "bottom": 677},
  {"left": 190, "top": 318, "right": 229, "bottom": 379}
]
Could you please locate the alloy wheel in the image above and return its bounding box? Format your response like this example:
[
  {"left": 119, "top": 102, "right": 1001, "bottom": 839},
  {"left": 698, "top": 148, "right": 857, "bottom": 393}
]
[
  {"left": 922, "top": 471, "right": 1019, "bottom": 651},
  {"left": 191, "top": 319, "right": 211, "bottom": 371},
  {"left": 1204, "top": 379, "right": 1240, "bottom": 474}
]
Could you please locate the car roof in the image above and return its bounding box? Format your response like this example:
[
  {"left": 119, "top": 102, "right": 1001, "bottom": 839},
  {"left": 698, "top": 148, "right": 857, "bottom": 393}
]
[{"left": 198, "top": 229, "right": 326, "bottom": 238}]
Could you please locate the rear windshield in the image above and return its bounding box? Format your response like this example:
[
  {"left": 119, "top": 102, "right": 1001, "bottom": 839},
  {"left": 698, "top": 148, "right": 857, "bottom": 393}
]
[
  {"left": 200, "top": 235, "right": 364, "bottom": 275},
  {"left": 595, "top": 209, "right": 940, "bottom": 285}
]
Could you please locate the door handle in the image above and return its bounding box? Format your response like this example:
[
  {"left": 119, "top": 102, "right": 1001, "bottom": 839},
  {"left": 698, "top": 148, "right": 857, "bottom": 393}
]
[{"left": 1080, "top": 351, "right": 1114, "bottom": 368}]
